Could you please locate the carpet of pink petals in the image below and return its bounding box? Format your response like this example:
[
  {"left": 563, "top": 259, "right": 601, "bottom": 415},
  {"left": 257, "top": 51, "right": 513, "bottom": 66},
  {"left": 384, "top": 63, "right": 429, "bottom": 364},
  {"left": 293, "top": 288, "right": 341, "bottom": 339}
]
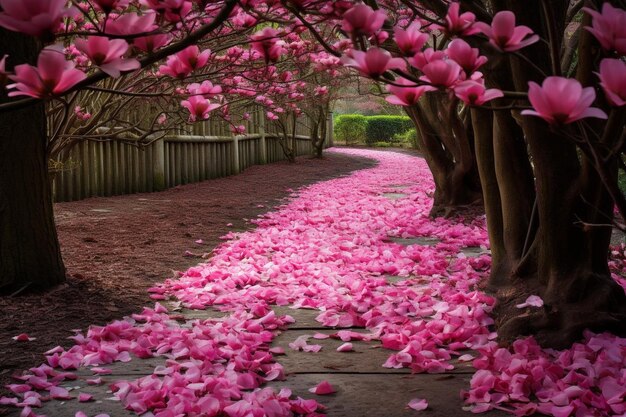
[{"left": 3, "top": 149, "right": 626, "bottom": 417}]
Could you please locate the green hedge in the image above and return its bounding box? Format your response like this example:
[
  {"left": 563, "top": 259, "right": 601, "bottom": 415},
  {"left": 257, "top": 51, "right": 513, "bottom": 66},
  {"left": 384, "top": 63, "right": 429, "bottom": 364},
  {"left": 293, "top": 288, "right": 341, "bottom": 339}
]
[
  {"left": 364, "top": 116, "right": 413, "bottom": 145},
  {"left": 393, "top": 128, "right": 420, "bottom": 149},
  {"left": 334, "top": 114, "right": 414, "bottom": 145},
  {"left": 334, "top": 114, "right": 367, "bottom": 145}
]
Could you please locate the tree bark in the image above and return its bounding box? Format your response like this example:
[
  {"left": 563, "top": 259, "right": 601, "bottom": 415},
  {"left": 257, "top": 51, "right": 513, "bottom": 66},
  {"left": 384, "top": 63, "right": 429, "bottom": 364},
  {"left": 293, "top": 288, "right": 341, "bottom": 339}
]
[
  {"left": 489, "top": 0, "right": 626, "bottom": 348},
  {"left": 0, "top": 30, "right": 66, "bottom": 293},
  {"left": 405, "top": 103, "right": 482, "bottom": 218}
]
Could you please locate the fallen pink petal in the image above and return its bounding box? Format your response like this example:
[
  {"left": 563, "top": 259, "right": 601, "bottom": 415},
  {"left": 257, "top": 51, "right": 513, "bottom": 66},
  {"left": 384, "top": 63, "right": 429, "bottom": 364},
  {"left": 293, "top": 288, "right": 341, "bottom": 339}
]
[
  {"left": 516, "top": 295, "right": 544, "bottom": 308},
  {"left": 12, "top": 333, "right": 35, "bottom": 342},
  {"left": 78, "top": 393, "right": 93, "bottom": 402},
  {"left": 337, "top": 342, "right": 354, "bottom": 352},
  {"left": 308, "top": 380, "right": 336, "bottom": 395},
  {"left": 408, "top": 398, "right": 428, "bottom": 411}
]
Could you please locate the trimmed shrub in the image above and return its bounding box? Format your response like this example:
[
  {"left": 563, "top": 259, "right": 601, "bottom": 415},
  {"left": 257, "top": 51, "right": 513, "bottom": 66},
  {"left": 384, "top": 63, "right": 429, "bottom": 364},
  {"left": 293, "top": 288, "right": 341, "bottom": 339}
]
[
  {"left": 393, "top": 128, "right": 420, "bottom": 149},
  {"left": 372, "top": 141, "right": 392, "bottom": 148},
  {"left": 334, "top": 114, "right": 367, "bottom": 144},
  {"left": 364, "top": 115, "right": 413, "bottom": 145}
]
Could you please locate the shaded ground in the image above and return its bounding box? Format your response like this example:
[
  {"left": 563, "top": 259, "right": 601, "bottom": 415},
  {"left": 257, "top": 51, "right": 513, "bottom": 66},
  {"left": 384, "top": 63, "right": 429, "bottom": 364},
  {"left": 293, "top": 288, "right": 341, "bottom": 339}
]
[{"left": 0, "top": 152, "right": 375, "bottom": 407}]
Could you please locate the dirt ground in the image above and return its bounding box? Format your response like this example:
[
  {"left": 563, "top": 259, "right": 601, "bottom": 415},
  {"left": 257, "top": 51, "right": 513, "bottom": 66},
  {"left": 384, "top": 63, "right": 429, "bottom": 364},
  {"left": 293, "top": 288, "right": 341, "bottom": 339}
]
[{"left": 0, "top": 152, "right": 375, "bottom": 407}]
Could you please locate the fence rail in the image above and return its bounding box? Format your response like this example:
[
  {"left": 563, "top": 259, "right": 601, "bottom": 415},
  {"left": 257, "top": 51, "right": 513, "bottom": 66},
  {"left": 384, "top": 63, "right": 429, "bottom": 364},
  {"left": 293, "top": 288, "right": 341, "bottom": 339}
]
[{"left": 52, "top": 111, "right": 333, "bottom": 202}]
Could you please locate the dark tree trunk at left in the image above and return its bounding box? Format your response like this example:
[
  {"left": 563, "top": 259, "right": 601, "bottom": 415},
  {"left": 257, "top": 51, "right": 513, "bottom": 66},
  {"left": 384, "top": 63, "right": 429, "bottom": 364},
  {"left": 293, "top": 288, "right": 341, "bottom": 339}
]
[{"left": 0, "top": 29, "right": 66, "bottom": 293}]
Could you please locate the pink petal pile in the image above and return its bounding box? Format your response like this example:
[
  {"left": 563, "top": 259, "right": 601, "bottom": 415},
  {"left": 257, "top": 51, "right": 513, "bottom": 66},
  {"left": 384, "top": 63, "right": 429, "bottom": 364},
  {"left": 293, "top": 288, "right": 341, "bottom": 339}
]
[{"left": 2, "top": 149, "right": 625, "bottom": 417}]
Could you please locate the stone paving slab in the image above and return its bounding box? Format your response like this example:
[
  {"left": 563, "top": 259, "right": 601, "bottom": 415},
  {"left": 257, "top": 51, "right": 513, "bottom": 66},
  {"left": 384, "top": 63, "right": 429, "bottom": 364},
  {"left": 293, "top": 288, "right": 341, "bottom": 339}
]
[
  {"left": 272, "top": 306, "right": 326, "bottom": 329},
  {"left": 387, "top": 236, "right": 441, "bottom": 246},
  {"left": 273, "top": 330, "right": 474, "bottom": 375},
  {"left": 165, "top": 304, "right": 332, "bottom": 330},
  {"left": 383, "top": 274, "right": 432, "bottom": 285},
  {"left": 382, "top": 193, "right": 408, "bottom": 200},
  {"left": 267, "top": 373, "right": 510, "bottom": 417},
  {"left": 273, "top": 329, "right": 409, "bottom": 375},
  {"left": 459, "top": 247, "right": 490, "bottom": 258},
  {"left": 72, "top": 356, "right": 166, "bottom": 377}
]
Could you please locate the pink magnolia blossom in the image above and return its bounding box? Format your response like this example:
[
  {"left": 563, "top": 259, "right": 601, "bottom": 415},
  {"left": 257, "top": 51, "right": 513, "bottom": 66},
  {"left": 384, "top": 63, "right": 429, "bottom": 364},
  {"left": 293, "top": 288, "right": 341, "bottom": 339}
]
[
  {"left": 176, "top": 46, "right": 210, "bottom": 71},
  {"left": 420, "top": 60, "right": 462, "bottom": 88},
  {"left": 341, "top": 48, "right": 406, "bottom": 78},
  {"left": 597, "top": 58, "right": 626, "bottom": 106},
  {"left": 0, "top": 0, "right": 75, "bottom": 38},
  {"left": 180, "top": 96, "right": 219, "bottom": 122},
  {"left": 454, "top": 80, "right": 503, "bottom": 106},
  {"left": 159, "top": 56, "right": 191, "bottom": 79},
  {"left": 341, "top": 3, "right": 386, "bottom": 36},
  {"left": 230, "top": 125, "right": 246, "bottom": 135},
  {"left": 159, "top": 46, "right": 209, "bottom": 79},
  {"left": 74, "top": 37, "right": 140, "bottom": 78},
  {"left": 187, "top": 80, "right": 222, "bottom": 98},
  {"left": 476, "top": 11, "right": 539, "bottom": 52},
  {"left": 446, "top": 39, "right": 488, "bottom": 75},
  {"left": 314, "top": 85, "right": 329, "bottom": 96},
  {"left": 74, "top": 106, "right": 91, "bottom": 121},
  {"left": 104, "top": 12, "right": 157, "bottom": 36},
  {"left": 440, "top": 2, "right": 480, "bottom": 36},
  {"left": 7, "top": 46, "right": 86, "bottom": 99},
  {"left": 308, "top": 381, "right": 336, "bottom": 395},
  {"left": 410, "top": 48, "right": 446, "bottom": 71},
  {"left": 250, "top": 28, "right": 285, "bottom": 63},
  {"left": 231, "top": 10, "right": 257, "bottom": 28},
  {"left": 386, "top": 77, "right": 435, "bottom": 106},
  {"left": 521, "top": 76, "right": 608, "bottom": 124},
  {"left": 583, "top": 3, "right": 626, "bottom": 56},
  {"left": 394, "top": 22, "right": 428, "bottom": 56}
]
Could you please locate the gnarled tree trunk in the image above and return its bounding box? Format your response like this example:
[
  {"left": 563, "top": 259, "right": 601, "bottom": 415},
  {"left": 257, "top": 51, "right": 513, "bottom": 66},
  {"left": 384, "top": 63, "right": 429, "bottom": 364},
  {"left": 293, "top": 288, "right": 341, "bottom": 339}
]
[
  {"left": 405, "top": 94, "right": 482, "bottom": 218},
  {"left": 474, "top": 0, "right": 626, "bottom": 348},
  {"left": 0, "top": 30, "right": 66, "bottom": 294}
]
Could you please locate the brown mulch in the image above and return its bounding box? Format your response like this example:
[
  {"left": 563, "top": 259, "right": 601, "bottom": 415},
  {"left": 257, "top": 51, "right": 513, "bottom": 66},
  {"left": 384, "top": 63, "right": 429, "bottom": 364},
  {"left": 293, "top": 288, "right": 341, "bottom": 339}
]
[{"left": 0, "top": 152, "right": 375, "bottom": 406}]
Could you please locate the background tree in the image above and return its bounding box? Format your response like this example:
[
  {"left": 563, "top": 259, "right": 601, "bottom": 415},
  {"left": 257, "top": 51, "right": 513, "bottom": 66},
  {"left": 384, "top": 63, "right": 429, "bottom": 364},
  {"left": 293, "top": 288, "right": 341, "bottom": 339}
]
[{"left": 0, "top": 0, "right": 349, "bottom": 292}]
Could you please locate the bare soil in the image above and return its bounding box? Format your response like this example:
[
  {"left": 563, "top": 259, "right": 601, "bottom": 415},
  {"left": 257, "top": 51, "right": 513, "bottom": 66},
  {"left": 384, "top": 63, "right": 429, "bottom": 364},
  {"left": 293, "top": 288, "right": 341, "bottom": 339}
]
[{"left": 0, "top": 152, "right": 375, "bottom": 409}]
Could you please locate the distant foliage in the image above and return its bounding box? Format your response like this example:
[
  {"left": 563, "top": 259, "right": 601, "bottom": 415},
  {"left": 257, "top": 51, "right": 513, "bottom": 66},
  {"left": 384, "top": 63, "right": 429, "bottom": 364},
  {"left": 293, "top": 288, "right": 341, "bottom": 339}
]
[
  {"left": 334, "top": 114, "right": 414, "bottom": 145},
  {"left": 393, "top": 127, "right": 419, "bottom": 149},
  {"left": 334, "top": 114, "right": 367, "bottom": 144},
  {"left": 364, "top": 115, "right": 413, "bottom": 145}
]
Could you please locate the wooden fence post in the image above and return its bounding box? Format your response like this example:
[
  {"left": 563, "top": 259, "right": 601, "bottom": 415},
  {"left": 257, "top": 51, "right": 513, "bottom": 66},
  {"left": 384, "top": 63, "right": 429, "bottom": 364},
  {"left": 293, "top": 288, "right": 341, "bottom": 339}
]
[
  {"left": 232, "top": 135, "right": 240, "bottom": 174},
  {"left": 152, "top": 136, "right": 166, "bottom": 191},
  {"left": 259, "top": 112, "right": 267, "bottom": 164}
]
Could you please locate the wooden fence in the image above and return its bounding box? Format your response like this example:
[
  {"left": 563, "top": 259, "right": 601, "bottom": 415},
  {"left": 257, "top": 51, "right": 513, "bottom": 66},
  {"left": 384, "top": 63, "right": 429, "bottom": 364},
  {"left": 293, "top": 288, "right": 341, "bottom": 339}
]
[{"left": 52, "top": 110, "right": 333, "bottom": 202}]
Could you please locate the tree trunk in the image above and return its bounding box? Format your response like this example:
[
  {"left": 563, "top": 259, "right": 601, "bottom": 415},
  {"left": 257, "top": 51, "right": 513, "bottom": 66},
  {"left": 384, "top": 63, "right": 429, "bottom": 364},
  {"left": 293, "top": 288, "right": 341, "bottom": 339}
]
[
  {"left": 0, "top": 30, "right": 66, "bottom": 293},
  {"left": 481, "top": 0, "right": 626, "bottom": 348},
  {"left": 309, "top": 107, "right": 326, "bottom": 159},
  {"left": 405, "top": 105, "right": 482, "bottom": 218}
]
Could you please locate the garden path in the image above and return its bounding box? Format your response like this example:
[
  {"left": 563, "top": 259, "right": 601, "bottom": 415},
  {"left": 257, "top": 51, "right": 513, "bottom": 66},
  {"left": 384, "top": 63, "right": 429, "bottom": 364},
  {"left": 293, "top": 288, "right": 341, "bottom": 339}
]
[{"left": 9, "top": 149, "right": 626, "bottom": 417}]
